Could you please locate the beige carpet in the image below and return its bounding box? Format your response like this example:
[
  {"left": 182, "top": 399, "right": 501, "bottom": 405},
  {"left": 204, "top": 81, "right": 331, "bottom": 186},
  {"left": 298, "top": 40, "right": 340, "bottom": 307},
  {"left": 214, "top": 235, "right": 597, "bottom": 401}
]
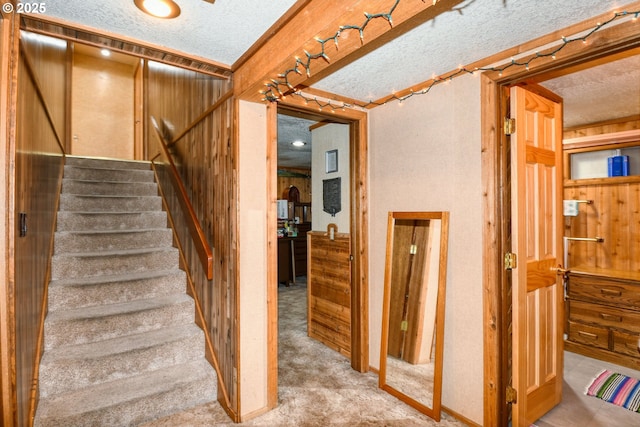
[{"left": 142, "top": 281, "right": 467, "bottom": 426}]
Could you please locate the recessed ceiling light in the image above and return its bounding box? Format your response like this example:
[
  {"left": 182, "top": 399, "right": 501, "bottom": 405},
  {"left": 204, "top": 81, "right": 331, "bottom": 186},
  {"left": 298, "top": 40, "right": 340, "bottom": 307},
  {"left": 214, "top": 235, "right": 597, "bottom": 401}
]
[
  {"left": 100, "top": 48, "right": 111, "bottom": 57},
  {"left": 134, "top": 0, "right": 181, "bottom": 19},
  {"left": 291, "top": 141, "right": 306, "bottom": 147}
]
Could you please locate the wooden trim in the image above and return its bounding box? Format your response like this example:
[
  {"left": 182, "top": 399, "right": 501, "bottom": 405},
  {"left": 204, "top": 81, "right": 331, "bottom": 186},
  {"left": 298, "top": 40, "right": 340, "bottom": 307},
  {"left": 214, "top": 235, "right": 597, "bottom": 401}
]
[
  {"left": 294, "top": 86, "right": 372, "bottom": 112},
  {"left": 170, "top": 88, "right": 234, "bottom": 146},
  {"left": 20, "top": 14, "right": 232, "bottom": 78},
  {"left": 0, "top": 12, "right": 19, "bottom": 427},
  {"left": 150, "top": 118, "right": 214, "bottom": 279},
  {"left": 275, "top": 99, "right": 369, "bottom": 372},
  {"left": 350, "top": 111, "right": 369, "bottom": 372},
  {"left": 481, "top": 73, "right": 506, "bottom": 427},
  {"left": 481, "top": 12, "right": 640, "bottom": 427},
  {"left": 564, "top": 114, "right": 640, "bottom": 134},
  {"left": 133, "top": 59, "right": 144, "bottom": 160},
  {"left": 234, "top": 0, "right": 466, "bottom": 101},
  {"left": 442, "top": 406, "right": 483, "bottom": 427},
  {"left": 564, "top": 175, "right": 640, "bottom": 188},
  {"left": 265, "top": 102, "right": 279, "bottom": 409},
  {"left": 563, "top": 129, "right": 640, "bottom": 150},
  {"left": 150, "top": 162, "right": 235, "bottom": 420},
  {"left": 65, "top": 42, "right": 72, "bottom": 153},
  {"left": 375, "top": 2, "right": 640, "bottom": 107}
]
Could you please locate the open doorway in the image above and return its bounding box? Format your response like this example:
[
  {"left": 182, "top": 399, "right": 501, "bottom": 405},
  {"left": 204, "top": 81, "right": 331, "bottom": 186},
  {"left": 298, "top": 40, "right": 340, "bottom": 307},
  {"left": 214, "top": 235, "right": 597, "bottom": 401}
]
[{"left": 271, "top": 102, "right": 369, "bottom": 389}]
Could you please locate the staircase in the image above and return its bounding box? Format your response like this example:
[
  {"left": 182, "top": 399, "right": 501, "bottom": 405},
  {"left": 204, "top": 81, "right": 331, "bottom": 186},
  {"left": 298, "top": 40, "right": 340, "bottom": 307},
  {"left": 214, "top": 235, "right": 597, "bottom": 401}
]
[{"left": 34, "top": 156, "right": 216, "bottom": 427}]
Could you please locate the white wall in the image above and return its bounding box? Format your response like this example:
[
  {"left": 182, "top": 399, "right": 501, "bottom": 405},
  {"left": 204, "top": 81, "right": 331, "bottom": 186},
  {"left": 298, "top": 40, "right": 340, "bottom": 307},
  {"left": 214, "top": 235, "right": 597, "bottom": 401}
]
[
  {"left": 238, "top": 100, "right": 268, "bottom": 418},
  {"left": 369, "top": 74, "right": 483, "bottom": 424},
  {"left": 311, "top": 124, "right": 350, "bottom": 233}
]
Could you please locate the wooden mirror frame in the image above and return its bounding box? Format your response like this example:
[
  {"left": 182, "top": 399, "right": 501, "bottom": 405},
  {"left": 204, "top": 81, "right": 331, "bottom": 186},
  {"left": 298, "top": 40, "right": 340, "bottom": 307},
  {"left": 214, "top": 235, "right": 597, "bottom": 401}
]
[{"left": 378, "top": 211, "right": 450, "bottom": 421}]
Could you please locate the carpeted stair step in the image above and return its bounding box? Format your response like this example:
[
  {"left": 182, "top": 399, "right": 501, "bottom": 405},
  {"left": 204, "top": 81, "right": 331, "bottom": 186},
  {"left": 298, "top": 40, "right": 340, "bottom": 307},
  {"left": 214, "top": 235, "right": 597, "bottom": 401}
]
[
  {"left": 43, "top": 293, "right": 195, "bottom": 350},
  {"left": 38, "top": 323, "right": 206, "bottom": 398},
  {"left": 56, "top": 211, "right": 168, "bottom": 232},
  {"left": 59, "top": 193, "right": 162, "bottom": 212},
  {"left": 51, "top": 247, "right": 179, "bottom": 280},
  {"left": 34, "top": 359, "right": 216, "bottom": 427},
  {"left": 65, "top": 156, "right": 152, "bottom": 171},
  {"left": 48, "top": 269, "right": 186, "bottom": 311},
  {"left": 62, "top": 178, "right": 159, "bottom": 196},
  {"left": 54, "top": 228, "right": 173, "bottom": 253},
  {"left": 36, "top": 156, "right": 216, "bottom": 426},
  {"left": 63, "top": 164, "right": 155, "bottom": 183}
]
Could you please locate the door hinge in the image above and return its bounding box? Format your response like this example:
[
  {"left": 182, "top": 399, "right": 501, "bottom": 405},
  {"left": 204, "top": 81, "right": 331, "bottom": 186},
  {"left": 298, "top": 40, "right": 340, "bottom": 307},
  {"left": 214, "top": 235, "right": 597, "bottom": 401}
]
[
  {"left": 506, "top": 385, "right": 517, "bottom": 404},
  {"left": 400, "top": 320, "right": 408, "bottom": 331},
  {"left": 409, "top": 244, "right": 417, "bottom": 255},
  {"left": 504, "top": 252, "right": 517, "bottom": 270},
  {"left": 504, "top": 117, "right": 516, "bottom": 135}
]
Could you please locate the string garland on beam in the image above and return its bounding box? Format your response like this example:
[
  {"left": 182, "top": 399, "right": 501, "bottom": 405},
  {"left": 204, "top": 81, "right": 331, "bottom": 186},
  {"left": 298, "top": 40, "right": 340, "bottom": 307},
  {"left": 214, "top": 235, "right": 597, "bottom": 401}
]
[{"left": 262, "top": 2, "right": 640, "bottom": 110}]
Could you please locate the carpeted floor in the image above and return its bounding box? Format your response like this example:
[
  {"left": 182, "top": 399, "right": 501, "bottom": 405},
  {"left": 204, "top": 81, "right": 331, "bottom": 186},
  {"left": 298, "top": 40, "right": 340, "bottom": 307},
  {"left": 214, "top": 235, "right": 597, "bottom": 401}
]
[{"left": 142, "top": 281, "right": 467, "bottom": 426}]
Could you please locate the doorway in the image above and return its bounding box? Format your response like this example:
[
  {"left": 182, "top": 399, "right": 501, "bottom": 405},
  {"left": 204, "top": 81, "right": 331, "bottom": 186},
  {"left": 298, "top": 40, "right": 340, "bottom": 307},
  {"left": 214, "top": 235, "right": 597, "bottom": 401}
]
[
  {"left": 69, "top": 43, "right": 141, "bottom": 160},
  {"left": 267, "top": 101, "right": 369, "bottom": 408},
  {"left": 481, "top": 23, "right": 640, "bottom": 427}
]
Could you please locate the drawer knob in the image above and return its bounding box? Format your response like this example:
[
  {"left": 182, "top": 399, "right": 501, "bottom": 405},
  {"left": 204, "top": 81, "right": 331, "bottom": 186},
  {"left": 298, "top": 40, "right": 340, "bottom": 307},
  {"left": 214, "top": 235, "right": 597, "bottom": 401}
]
[
  {"left": 601, "top": 288, "right": 622, "bottom": 297},
  {"left": 600, "top": 313, "right": 622, "bottom": 322},
  {"left": 578, "top": 331, "right": 598, "bottom": 339}
]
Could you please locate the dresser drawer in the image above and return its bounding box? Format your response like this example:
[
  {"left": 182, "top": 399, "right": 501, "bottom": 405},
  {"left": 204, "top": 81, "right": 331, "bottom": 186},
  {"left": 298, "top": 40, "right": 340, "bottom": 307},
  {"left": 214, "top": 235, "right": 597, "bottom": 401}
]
[
  {"left": 569, "top": 274, "right": 640, "bottom": 310},
  {"left": 568, "top": 300, "right": 640, "bottom": 333},
  {"left": 567, "top": 320, "right": 609, "bottom": 350},
  {"left": 613, "top": 330, "right": 640, "bottom": 358}
]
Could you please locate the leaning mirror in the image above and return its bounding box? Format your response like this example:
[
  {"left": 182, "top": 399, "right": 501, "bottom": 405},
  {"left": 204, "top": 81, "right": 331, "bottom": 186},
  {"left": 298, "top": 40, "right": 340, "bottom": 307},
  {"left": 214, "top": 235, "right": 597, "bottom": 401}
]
[{"left": 379, "top": 211, "right": 449, "bottom": 421}]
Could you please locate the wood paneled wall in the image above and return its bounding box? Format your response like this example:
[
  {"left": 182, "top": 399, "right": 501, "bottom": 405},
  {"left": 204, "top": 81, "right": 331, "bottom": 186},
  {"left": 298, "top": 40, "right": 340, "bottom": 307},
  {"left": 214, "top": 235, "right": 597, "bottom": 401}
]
[
  {"left": 277, "top": 171, "right": 311, "bottom": 202},
  {"left": 10, "top": 30, "right": 66, "bottom": 427},
  {"left": 564, "top": 119, "right": 640, "bottom": 272},
  {"left": 563, "top": 115, "right": 640, "bottom": 140},
  {"left": 145, "top": 63, "right": 237, "bottom": 413},
  {"left": 564, "top": 181, "right": 640, "bottom": 271}
]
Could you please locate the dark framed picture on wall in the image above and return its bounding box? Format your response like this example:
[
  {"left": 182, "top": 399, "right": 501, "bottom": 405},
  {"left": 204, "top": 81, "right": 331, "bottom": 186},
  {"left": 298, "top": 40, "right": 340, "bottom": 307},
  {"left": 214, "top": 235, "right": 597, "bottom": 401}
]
[{"left": 325, "top": 149, "right": 338, "bottom": 173}]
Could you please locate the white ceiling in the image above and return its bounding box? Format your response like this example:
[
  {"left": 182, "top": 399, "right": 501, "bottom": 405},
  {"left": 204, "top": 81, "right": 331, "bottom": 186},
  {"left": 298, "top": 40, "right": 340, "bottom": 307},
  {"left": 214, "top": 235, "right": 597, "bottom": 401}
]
[
  {"left": 43, "top": 0, "right": 298, "bottom": 65},
  {"left": 42, "top": 0, "right": 640, "bottom": 168},
  {"left": 313, "top": 0, "right": 630, "bottom": 101}
]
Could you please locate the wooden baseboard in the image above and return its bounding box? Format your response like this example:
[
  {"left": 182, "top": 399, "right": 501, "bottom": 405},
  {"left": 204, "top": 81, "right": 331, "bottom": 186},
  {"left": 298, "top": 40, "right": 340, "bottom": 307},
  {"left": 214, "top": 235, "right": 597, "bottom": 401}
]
[
  {"left": 442, "top": 405, "right": 481, "bottom": 427},
  {"left": 565, "top": 341, "right": 640, "bottom": 371}
]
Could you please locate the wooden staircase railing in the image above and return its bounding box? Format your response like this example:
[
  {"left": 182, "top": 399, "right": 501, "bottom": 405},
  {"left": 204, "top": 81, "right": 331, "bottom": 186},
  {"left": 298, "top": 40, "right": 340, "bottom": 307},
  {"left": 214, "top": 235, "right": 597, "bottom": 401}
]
[{"left": 149, "top": 116, "right": 233, "bottom": 415}]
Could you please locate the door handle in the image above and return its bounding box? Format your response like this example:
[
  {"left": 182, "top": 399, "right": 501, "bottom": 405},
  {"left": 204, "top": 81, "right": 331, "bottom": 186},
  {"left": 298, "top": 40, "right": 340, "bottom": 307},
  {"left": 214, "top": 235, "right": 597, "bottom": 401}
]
[{"left": 551, "top": 265, "right": 569, "bottom": 275}]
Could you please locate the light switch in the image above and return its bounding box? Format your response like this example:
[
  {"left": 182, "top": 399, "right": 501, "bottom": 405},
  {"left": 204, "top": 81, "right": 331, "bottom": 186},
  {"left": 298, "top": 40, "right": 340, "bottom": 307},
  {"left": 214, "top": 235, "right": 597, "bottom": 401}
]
[{"left": 563, "top": 200, "right": 579, "bottom": 217}]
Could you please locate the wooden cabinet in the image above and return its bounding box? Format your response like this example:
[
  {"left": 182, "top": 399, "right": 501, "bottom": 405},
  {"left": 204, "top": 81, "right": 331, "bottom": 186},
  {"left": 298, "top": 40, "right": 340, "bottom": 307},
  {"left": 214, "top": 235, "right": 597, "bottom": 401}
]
[{"left": 565, "top": 268, "right": 640, "bottom": 370}]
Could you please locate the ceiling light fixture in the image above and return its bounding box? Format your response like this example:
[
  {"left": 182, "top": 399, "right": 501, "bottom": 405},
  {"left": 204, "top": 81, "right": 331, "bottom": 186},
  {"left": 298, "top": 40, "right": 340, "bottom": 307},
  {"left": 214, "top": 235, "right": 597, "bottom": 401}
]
[
  {"left": 100, "top": 48, "right": 111, "bottom": 57},
  {"left": 291, "top": 141, "right": 306, "bottom": 147},
  {"left": 134, "top": 0, "right": 181, "bottom": 19}
]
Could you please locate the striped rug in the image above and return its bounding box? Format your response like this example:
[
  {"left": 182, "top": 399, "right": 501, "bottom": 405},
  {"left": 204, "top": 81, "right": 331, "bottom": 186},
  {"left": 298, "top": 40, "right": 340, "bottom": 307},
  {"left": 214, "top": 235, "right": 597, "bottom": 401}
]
[{"left": 586, "top": 369, "right": 640, "bottom": 412}]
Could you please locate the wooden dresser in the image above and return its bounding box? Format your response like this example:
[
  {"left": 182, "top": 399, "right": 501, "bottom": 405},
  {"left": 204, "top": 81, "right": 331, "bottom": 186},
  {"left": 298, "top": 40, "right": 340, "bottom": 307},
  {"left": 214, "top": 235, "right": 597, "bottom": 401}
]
[{"left": 565, "top": 267, "right": 640, "bottom": 370}]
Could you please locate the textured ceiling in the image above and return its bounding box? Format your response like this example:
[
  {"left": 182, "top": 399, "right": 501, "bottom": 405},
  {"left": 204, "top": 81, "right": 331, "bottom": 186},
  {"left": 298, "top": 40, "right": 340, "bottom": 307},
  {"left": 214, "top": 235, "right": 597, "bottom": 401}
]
[
  {"left": 277, "top": 114, "right": 314, "bottom": 169},
  {"left": 541, "top": 54, "right": 640, "bottom": 129},
  {"left": 313, "top": 0, "right": 623, "bottom": 101},
  {"left": 43, "top": 0, "right": 298, "bottom": 66},
  {"left": 40, "top": 0, "right": 640, "bottom": 167}
]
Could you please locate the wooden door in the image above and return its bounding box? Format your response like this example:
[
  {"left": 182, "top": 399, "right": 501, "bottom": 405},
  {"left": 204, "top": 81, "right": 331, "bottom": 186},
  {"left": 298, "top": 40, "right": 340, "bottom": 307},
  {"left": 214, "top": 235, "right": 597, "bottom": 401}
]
[{"left": 510, "top": 85, "right": 564, "bottom": 426}]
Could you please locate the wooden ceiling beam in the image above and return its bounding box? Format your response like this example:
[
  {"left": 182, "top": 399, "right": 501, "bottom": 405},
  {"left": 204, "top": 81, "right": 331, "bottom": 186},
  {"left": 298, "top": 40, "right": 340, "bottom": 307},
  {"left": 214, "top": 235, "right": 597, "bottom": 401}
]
[{"left": 233, "top": 0, "right": 466, "bottom": 103}]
